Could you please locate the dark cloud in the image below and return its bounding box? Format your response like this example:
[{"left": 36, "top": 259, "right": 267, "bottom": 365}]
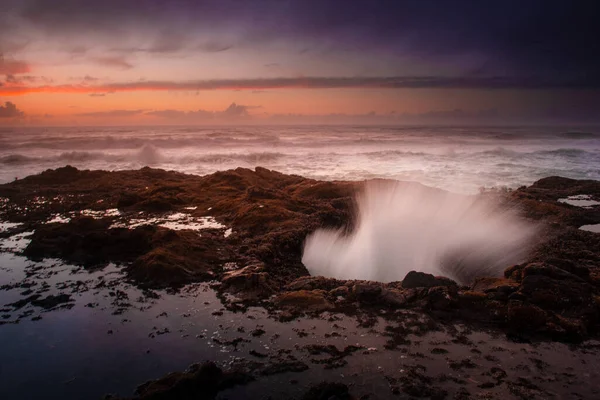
[
  {"left": 91, "top": 56, "right": 134, "bottom": 70},
  {"left": 146, "top": 109, "right": 212, "bottom": 119},
  {"left": 0, "top": 54, "right": 31, "bottom": 75},
  {"left": 146, "top": 103, "right": 258, "bottom": 120},
  {"left": 0, "top": 102, "right": 24, "bottom": 118},
  {"left": 1, "top": 1, "right": 598, "bottom": 85},
  {"left": 75, "top": 109, "right": 144, "bottom": 117},
  {"left": 4, "top": 75, "right": 600, "bottom": 97}
]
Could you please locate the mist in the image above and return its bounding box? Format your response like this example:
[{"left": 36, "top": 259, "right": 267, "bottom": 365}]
[{"left": 302, "top": 181, "right": 538, "bottom": 284}]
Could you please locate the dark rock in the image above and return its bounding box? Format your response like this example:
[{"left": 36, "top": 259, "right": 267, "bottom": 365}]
[
  {"left": 402, "top": 271, "right": 457, "bottom": 289},
  {"left": 379, "top": 288, "right": 407, "bottom": 307},
  {"left": 222, "top": 264, "right": 276, "bottom": 299},
  {"left": 329, "top": 286, "right": 350, "bottom": 298},
  {"left": 471, "top": 277, "right": 519, "bottom": 293},
  {"left": 507, "top": 302, "right": 548, "bottom": 331},
  {"left": 128, "top": 361, "right": 253, "bottom": 400},
  {"left": 427, "top": 286, "right": 456, "bottom": 310},
  {"left": 31, "top": 294, "right": 72, "bottom": 309},
  {"left": 275, "top": 290, "right": 334, "bottom": 312},
  {"left": 352, "top": 282, "right": 382, "bottom": 300}
]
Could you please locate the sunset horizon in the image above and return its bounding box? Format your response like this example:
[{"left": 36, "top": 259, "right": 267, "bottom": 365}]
[{"left": 2, "top": 1, "right": 599, "bottom": 125}]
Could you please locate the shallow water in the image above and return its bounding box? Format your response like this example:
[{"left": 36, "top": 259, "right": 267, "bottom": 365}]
[
  {"left": 581, "top": 224, "right": 600, "bottom": 233},
  {"left": 2, "top": 228, "right": 600, "bottom": 399},
  {"left": 558, "top": 194, "right": 600, "bottom": 208}
]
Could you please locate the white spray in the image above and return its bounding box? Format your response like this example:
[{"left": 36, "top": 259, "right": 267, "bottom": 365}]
[{"left": 302, "top": 181, "right": 537, "bottom": 284}]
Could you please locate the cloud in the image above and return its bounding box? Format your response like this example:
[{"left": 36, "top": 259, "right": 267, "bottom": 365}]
[
  {"left": 91, "top": 56, "right": 133, "bottom": 70},
  {"left": 2, "top": 75, "right": 600, "bottom": 97},
  {"left": 0, "top": 102, "right": 24, "bottom": 118},
  {"left": 195, "top": 41, "right": 233, "bottom": 53},
  {"left": 0, "top": 55, "right": 31, "bottom": 75},
  {"left": 0, "top": 0, "right": 597, "bottom": 84},
  {"left": 146, "top": 103, "right": 258, "bottom": 120},
  {"left": 75, "top": 109, "right": 144, "bottom": 117}
]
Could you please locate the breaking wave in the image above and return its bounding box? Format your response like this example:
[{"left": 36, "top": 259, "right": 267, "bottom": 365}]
[
  {"left": 0, "top": 149, "right": 286, "bottom": 166},
  {"left": 302, "top": 181, "right": 538, "bottom": 284}
]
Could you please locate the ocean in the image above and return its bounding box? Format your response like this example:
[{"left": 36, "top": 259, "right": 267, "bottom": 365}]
[{"left": 1, "top": 125, "right": 599, "bottom": 192}]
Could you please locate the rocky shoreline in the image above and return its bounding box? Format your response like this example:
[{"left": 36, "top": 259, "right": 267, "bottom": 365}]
[{"left": 1, "top": 166, "right": 600, "bottom": 399}]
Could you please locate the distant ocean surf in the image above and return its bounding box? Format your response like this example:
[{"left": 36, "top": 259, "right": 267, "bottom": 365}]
[{"left": 1, "top": 125, "right": 599, "bottom": 193}]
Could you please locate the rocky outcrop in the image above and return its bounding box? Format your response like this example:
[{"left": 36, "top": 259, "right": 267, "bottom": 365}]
[{"left": 2, "top": 167, "right": 600, "bottom": 341}]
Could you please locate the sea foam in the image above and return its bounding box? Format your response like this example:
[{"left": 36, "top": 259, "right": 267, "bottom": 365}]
[{"left": 302, "top": 181, "right": 538, "bottom": 284}]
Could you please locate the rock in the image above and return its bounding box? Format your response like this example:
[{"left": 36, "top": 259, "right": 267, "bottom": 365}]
[
  {"left": 275, "top": 290, "right": 334, "bottom": 312},
  {"left": 31, "top": 294, "right": 72, "bottom": 309},
  {"left": 130, "top": 361, "right": 253, "bottom": 400},
  {"left": 522, "top": 263, "right": 587, "bottom": 282},
  {"left": 352, "top": 282, "right": 382, "bottom": 298},
  {"left": 504, "top": 264, "right": 525, "bottom": 281},
  {"left": 545, "top": 258, "right": 591, "bottom": 280},
  {"left": 117, "top": 192, "right": 143, "bottom": 209},
  {"left": 402, "top": 271, "right": 457, "bottom": 289},
  {"left": 518, "top": 274, "right": 594, "bottom": 310},
  {"left": 329, "top": 286, "right": 350, "bottom": 298},
  {"left": 427, "top": 286, "right": 456, "bottom": 310},
  {"left": 285, "top": 276, "right": 342, "bottom": 292},
  {"left": 472, "top": 277, "right": 519, "bottom": 293},
  {"left": 380, "top": 288, "right": 407, "bottom": 307},
  {"left": 458, "top": 290, "right": 487, "bottom": 303},
  {"left": 507, "top": 302, "right": 547, "bottom": 331}
]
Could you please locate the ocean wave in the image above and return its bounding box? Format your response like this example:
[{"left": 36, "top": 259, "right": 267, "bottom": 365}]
[
  {"left": 184, "top": 152, "right": 286, "bottom": 164},
  {"left": 363, "top": 150, "right": 428, "bottom": 158},
  {"left": 560, "top": 131, "right": 599, "bottom": 139},
  {"left": 0, "top": 154, "right": 37, "bottom": 164},
  {"left": 0, "top": 149, "right": 287, "bottom": 166},
  {"left": 536, "top": 148, "right": 591, "bottom": 157}
]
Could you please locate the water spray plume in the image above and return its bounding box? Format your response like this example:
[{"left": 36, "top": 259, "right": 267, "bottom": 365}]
[{"left": 302, "top": 181, "right": 538, "bottom": 284}]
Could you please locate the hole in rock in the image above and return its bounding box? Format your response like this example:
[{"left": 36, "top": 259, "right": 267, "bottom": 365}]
[{"left": 302, "top": 181, "right": 538, "bottom": 285}]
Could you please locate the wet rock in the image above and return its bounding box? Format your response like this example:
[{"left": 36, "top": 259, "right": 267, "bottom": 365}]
[
  {"left": 125, "top": 361, "right": 253, "bottom": 400},
  {"left": 522, "top": 263, "right": 587, "bottom": 283},
  {"left": 286, "top": 276, "right": 343, "bottom": 292},
  {"left": 275, "top": 290, "right": 334, "bottom": 313},
  {"left": 329, "top": 286, "right": 350, "bottom": 298},
  {"left": 457, "top": 290, "right": 488, "bottom": 306},
  {"left": 117, "top": 193, "right": 143, "bottom": 209},
  {"left": 380, "top": 288, "right": 407, "bottom": 307},
  {"left": 427, "top": 286, "right": 456, "bottom": 310},
  {"left": 507, "top": 302, "right": 548, "bottom": 331},
  {"left": 31, "top": 294, "right": 73, "bottom": 309},
  {"left": 221, "top": 263, "right": 276, "bottom": 297},
  {"left": 472, "top": 277, "right": 519, "bottom": 293},
  {"left": 402, "top": 271, "right": 457, "bottom": 289},
  {"left": 24, "top": 218, "right": 156, "bottom": 266},
  {"left": 352, "top": 282, "right": 382, "bottom": 300},
  {"left": 8, "top": 294, "right": 41, "bottom": 310}
]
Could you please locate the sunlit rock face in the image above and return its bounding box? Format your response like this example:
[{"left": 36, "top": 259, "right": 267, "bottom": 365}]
[{"left": 303, "top": 181, "right": 538, "bottom": 284}]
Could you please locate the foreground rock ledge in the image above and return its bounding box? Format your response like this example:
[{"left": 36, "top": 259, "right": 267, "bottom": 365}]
[{"left": 0, "top": 166, "right": 599, "bottom": 342}]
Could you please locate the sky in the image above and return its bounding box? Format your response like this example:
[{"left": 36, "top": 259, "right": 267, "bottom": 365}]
[{"left": 0, "top": 0, "right": 599, "bottom": 125}]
